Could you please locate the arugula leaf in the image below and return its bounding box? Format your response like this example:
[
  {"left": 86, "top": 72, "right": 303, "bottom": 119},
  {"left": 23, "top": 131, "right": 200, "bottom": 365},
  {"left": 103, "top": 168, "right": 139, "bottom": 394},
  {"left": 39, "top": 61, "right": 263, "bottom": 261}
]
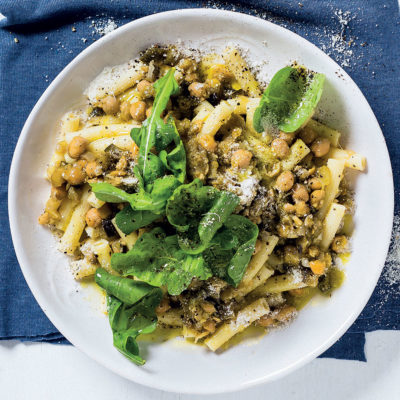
[
  {"left": 95, "top": 268, "right": 162, "bottom": 365},
  {"left": 253, "top": 66, "right": 325, "bottom": 133},
  {"left": 108, "top": 295, "right": 158, "bottom": 365},
  {"left": 204, "top": 215, "right": 259, "bottom": 286},
  {"left": 115, "top": 206, "right": 160, "bottom": 235},
  {"left": 111, "top": 227, "right": 212, "bottom": 295},
  {"left": 89, "top": 182, "right": 134, "bottom": 204},
  {"left": 166, "top": 180, "right": 240, "bottom": 254},
  {"left": 131, "top": 68, "right": 185, "bottom": 185},
  {"left": 95, "top": 267, "right": 159, "bottom": 304},
  {"left": 90, "top": 175, "right": 180, "bottom": 214},
  {"left": 158, "top": 120, "right": 186, "bottom": 183}
]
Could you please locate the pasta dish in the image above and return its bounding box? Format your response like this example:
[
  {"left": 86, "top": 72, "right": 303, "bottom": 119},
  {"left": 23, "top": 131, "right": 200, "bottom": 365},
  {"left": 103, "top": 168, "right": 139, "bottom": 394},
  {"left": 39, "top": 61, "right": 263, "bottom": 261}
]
[{"left": 38, "top": 45, "right": 365, "bottom": 364}]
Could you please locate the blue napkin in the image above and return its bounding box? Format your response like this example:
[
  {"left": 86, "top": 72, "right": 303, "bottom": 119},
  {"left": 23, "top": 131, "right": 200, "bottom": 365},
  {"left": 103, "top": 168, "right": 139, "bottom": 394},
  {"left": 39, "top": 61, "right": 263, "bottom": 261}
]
[{"left": 1, "top": 0, "right": 399, "bottom": 361}]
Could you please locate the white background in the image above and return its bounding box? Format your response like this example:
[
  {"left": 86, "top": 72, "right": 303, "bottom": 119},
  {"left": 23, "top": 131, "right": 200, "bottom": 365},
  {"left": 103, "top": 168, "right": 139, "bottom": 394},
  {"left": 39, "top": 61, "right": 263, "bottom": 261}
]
[{"left": 1, "top": 330, "right": 400, "bottom": 399}]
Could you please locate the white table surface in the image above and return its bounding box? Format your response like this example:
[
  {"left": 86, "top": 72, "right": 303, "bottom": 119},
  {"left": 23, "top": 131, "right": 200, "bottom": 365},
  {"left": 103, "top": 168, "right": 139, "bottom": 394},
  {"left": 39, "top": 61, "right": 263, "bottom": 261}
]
[{"left": 1, "top": 330, "right": 400, "bottom": 399}]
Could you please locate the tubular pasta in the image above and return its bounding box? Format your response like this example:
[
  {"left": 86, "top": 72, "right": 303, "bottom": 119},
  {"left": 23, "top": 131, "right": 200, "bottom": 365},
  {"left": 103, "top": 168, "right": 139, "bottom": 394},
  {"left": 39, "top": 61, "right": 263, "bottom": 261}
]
[{"left": 204, "top": 298, "right": 269, "bottom": 351}]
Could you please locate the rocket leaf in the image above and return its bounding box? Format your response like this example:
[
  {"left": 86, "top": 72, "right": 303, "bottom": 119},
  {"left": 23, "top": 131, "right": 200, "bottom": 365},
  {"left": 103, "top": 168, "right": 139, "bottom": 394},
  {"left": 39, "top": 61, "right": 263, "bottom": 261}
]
[
  {"left": 166, "top": 179, "right": 240, "bottom": 254},
  {"left": 95, "top": 268, "right": 162, "bottom": 365},
  {"left": 111, "top": 228, "right": 212, "bottom": 295}
]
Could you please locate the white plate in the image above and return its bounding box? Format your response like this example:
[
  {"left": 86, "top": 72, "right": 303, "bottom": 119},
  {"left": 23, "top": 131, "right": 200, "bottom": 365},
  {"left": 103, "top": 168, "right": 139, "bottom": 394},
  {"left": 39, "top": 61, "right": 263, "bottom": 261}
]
[{"left": 8, "top": 9, "right": 394, "bottom": 394}]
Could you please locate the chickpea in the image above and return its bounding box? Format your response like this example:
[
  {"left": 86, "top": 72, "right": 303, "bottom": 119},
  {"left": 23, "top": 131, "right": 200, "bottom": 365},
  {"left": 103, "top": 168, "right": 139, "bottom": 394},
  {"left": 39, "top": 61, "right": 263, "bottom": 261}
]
[
  {"left": 120, "top": 101, "right": 131, "bottom": 121},
  {"left": 101, "top": 95, "right": 119, "bottom": 115},
  {"left": 68, "top": 136, "right": 88, "bottom": 159},
  {"left": 38, "top": 212, "right": 50, "bottom": 225},
  {"left": 85, "top": 208, "right": 102, "bottom": 228},
  {"left": 299, "top": 126, "right": 316, "bottom": 144},
  {"left": 136, "top": 80, "right": 154, "bottom": 98},
  {"left": 311, "top": 137, "right": 331, "bottom": 157},
  {"left": 145, "top": 106, "right": 153, "bottom": 118},
  {"left": 155, "top": 297, "right": 171, "bottom": 314},
  {"left": 310, "top": 189, "right": 325, "bottom": 209},
  {"left": 130, "top": 101, "right": 147, "bottom": 122},
  {"left": 276, "top": 171, "right": 294, "bottom": 192},
  {"left": 308, "top": 177, "right": 322, "bottom": 190},
  {"left": 203, "top": 319, "right": 216, "bottom": 333},
  {"left": 309, "top": 260, "right": 326, "bottom": 275},
  {"left": 283, "top": 203, "right": 296, "bottom": 214},
  {"left": 85, "top": 161, "right": 102, "bottom": 178},
  {"left": 331, "top": 235, "right": 348, "bottom": 253},
  {"left": 295, "top": 200, "right": 310, "bottom": 217},
  {"left": 231, "top": 149, "right": 253, "bottom": 168},
  {"left": 63, "top": 160, "right": 87, "bottom": 185},
  {"left": 271, "top": 138, "right": 290, "bottom": 159},
  {"left": 279, "top": 131, "right": 296, "bottom": 145},
  {"left": 50, "top": 167, "right": 65, "bottom": 187},
  {"left": 188, "top": 82, "right": 209, "bottom": 99},
  {"left": 51, "top": 186, "right": 67, "bottom": 200},
  {"left": 292, "top": 184, "right": 309, "bottom": 202}
]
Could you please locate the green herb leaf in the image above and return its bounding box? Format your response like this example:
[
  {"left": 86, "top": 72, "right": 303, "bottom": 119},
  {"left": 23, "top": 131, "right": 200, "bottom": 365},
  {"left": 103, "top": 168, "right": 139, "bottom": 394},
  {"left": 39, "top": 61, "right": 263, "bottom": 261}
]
[
  {"left": 95, "top": 268, "right": 162, "bottom": 365},
  {"left": 90, "top": 174, "right": 180, "bottom": 214},
  {"left": 95, "top": 267, "right": 160, "bottom": 305},
  {"left": 131, "top": 68, "right": 184, "bottom": 185},
  {"left": 253, "top": 66, "right": 325, "bottom": 133},
  {"left": 166, "top": 180, "right": 240, "bottom": 254},
  {"left": 158, "top": 118, "right": 186, "bottom": 183},
  {"left": 115, "top": 206, "right": 160, "bottom": 235},
  {"left": 204, "top": 215, "right": 258, "bottom": 286},
  {"left": 90, "top": 182, "right": 133, "bottom": 204},
  {"left": 111, "top": 227, "right": 212, "bottom": 295}
]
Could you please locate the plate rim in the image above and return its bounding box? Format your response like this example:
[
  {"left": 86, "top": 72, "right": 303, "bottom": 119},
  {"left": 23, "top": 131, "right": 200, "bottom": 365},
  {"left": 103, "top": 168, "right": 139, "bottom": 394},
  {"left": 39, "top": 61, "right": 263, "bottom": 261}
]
[{"left": 8, "top": 8, "right": 394, "bottom": 394}]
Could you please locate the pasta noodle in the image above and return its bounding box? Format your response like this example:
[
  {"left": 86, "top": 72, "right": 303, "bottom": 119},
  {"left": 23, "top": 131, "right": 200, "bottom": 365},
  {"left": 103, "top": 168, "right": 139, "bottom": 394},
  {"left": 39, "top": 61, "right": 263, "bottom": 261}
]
[
  {"left": 222, "top": 47, "right": 261, "bottom": 97},
  {"left": 204, "top": 298, "right": 269, "bottom": 351},
  {"left": 328, "top": 148, "right": 366, "bottom": 171},
  {"left": 65, "top": 124, "right": 137, "bottom": 144},
  {"left": 281, "top": 139, "right": 310, "bottom": 171},
  {"left": 318, "top": 158, "right": 345, "bottom": 218},
  {"left": 58, "top": 186, "right": 91, "bottom": 255},
  {"left": 85, "top": 60, "right": 147, "bottom": 103},
  {"left": 321, "top": 203, "right": 346, "bottom": 250}
]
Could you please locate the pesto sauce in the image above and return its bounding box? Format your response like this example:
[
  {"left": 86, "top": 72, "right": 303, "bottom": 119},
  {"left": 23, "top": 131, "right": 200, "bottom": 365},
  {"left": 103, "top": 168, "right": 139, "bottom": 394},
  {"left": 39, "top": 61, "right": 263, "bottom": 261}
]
[
  {"left": 287, "top": 287, "right": 319, "bottom": 310},
  {"left": 318, "top": 267, "right": 345, "bottom": 297}
]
